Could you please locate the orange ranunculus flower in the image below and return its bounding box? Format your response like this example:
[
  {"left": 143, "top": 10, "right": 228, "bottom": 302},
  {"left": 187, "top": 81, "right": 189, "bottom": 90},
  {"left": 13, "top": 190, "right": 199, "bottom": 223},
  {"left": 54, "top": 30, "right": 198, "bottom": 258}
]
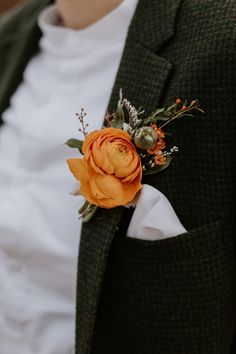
[{"left": 67, "top": 128, "right": 142, "bottom": 208}]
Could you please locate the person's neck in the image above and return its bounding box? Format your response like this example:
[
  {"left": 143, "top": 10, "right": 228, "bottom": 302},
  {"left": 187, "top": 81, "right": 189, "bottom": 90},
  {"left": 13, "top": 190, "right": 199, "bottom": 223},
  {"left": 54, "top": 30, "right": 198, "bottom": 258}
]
[{"left": 56, "top": 0, "right": 124, "bottom": 29}]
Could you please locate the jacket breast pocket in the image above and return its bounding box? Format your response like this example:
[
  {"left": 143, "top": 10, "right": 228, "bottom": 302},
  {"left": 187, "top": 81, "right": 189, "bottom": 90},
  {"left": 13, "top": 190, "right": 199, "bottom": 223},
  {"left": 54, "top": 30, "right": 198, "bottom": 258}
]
[{"left": 92, "top": 221, "right": 235, "bottom": 354}]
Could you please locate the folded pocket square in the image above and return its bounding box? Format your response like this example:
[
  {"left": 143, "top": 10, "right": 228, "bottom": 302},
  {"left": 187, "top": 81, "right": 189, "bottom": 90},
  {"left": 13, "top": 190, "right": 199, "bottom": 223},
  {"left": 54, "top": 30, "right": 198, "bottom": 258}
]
[{"left": 127, "top": 184, "right": 186, "bottom": 240}]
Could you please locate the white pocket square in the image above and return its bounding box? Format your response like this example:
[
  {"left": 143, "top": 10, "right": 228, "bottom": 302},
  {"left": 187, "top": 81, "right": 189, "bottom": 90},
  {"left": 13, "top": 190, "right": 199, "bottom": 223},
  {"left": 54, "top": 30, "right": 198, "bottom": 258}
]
[{"left": 127, "top": 184, "right": 186, "bottom": 240}]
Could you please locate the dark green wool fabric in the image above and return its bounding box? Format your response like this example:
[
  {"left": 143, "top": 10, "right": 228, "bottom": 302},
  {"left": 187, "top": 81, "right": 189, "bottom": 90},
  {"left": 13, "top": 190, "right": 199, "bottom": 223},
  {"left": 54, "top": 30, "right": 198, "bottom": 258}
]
[{"left": 0, "top": 0, "right": 235, "bottom": 353}]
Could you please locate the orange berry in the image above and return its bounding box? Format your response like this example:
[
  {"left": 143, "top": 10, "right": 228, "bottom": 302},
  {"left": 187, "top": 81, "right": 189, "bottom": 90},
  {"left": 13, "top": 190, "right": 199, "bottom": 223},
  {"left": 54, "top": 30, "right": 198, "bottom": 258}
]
[{"left": 176, "top": 98, "right": 182, "bottom": 104}]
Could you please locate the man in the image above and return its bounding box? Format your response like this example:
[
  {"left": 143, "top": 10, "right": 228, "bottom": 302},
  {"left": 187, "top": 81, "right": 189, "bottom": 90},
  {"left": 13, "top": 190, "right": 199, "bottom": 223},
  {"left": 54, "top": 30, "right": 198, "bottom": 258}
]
[{"left": 0, "top": 0, "right": 235, "bottom": 354}]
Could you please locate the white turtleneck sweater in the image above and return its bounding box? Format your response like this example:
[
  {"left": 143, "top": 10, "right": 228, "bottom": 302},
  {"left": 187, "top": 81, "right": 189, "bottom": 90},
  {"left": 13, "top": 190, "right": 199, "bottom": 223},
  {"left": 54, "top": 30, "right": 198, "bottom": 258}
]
[{"left": 0, "top": 2, "right": 185, "bottom": 353}]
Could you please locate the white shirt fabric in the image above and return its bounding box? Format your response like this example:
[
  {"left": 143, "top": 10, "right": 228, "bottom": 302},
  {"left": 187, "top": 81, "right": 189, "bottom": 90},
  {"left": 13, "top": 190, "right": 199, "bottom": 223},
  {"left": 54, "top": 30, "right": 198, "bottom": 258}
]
[{"left": 0, "top": 1, "right": 185, "bottom": 353}]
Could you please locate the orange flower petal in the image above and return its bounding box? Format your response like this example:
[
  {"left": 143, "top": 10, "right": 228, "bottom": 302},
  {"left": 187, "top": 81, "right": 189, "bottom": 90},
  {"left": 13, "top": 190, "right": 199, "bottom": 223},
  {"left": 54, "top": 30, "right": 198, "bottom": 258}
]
[
  {"left": 121, "top": 161, "right": 142, "bottom": 183},
  {"left": 67, "top": 159, "right": 97, "bottom": 205},
  {"left": 121, "top": 181, "right": 142, "bottom": 204},
  {"left": 66, "top": 159, "right": 85, "bottom": 181}
]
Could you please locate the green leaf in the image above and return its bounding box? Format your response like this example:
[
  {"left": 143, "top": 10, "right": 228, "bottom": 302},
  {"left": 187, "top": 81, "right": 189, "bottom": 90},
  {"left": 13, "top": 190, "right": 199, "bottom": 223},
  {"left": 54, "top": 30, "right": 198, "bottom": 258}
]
[
  {"left": 143, "top": 157, "right": 172, "bottom": 176},
  {"left": 155, "top": 115, "right": 171, "bottom": 122},
  {"left": 166, "top": 103, "right": 177, "bottom": 112},
  {"left": 65, "top": 138, "right": 83, "bottom": 153},
  {"left": 111, "top": 103, "right": 125, "bottom": 129},
  {"left": 144, "top": 109, "right": 173, "bottom": 124},
  {"left": 143, "top": 116, "right": 158, "bottom": 125},
  {"left": 156, "top": 110, "right": 173, "bottom": 120},
  {"left": 152, "top": 107, "right": 165, "bottom": 116},
  {"left": 144, "top": 108, "right": 164, "bottom": 124}
]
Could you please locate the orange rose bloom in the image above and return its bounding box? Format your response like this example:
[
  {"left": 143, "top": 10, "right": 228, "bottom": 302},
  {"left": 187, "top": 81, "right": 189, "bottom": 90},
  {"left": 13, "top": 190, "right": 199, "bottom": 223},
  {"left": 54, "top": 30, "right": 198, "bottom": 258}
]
[{"left": 67, "top": 128, "right": 142, "bottom": 208}]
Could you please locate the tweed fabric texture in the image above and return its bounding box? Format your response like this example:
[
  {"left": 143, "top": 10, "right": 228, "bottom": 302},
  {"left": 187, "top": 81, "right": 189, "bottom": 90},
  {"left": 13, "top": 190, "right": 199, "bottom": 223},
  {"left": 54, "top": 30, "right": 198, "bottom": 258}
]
[
  {"left": 75, "top": 207, "right": 124, "bottom": 354},
  {"left": 90, "top": 0, "right": 236, "bottom": 353},
  {"left": 0, "top": 0, "right": 235, "bottom": 353},
  {"left": 91, "top": 222, "right": 234, "bottom": 354}
]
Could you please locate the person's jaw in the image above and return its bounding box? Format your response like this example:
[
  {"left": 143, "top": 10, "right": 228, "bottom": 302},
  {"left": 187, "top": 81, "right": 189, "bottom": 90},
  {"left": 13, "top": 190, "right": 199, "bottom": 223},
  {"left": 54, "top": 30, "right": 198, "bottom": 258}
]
[{"left": 55, "top": 0, "right": 124, "bottom": 29}]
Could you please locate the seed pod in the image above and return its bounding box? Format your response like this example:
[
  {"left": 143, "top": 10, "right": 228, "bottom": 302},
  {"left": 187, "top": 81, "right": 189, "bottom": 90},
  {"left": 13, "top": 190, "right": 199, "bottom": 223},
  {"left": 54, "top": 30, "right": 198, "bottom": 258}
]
[{"left": 134, "top": 126, "right": 157, "bottom": 150}]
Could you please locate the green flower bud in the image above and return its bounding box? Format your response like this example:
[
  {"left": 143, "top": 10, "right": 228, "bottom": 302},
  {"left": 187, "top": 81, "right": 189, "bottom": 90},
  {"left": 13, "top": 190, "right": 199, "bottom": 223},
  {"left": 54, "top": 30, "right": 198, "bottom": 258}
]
[{"left": 134, "top": 126, "right": 157, "bottom": 150}]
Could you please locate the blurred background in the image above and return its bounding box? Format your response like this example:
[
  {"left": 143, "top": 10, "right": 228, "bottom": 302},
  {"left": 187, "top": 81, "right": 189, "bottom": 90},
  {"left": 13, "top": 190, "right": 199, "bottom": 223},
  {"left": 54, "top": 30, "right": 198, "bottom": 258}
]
[{"left": 0, "top": 0, "right": 23, "bottom": 14}]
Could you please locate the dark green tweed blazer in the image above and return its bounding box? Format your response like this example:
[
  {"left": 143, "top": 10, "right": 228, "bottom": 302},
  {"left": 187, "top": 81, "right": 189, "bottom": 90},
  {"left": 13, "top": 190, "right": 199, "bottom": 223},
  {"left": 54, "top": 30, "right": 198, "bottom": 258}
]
[{"left": 0, "top": 0, "right": 236, "bottom": 353}]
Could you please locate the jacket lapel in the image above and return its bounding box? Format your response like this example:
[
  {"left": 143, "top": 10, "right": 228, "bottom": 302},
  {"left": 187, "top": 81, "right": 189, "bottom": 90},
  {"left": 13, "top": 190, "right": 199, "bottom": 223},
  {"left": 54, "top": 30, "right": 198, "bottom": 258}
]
[{"left": 76, "top": 0, "right": 182, "bottom": 353}]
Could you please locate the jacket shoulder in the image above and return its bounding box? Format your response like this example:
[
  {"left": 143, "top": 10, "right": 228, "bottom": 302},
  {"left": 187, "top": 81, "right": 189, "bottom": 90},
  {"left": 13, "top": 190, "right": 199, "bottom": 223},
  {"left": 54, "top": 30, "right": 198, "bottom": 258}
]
[{"left": 178, "top": 0, "right": 236, "bottom": 56}]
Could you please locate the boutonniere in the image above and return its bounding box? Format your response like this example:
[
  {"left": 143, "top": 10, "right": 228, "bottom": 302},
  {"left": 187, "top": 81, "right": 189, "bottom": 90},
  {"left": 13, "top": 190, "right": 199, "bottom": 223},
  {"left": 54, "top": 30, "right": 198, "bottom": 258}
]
[{"left": 66, "top": 91, "right": 203, "bottom": 222}]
